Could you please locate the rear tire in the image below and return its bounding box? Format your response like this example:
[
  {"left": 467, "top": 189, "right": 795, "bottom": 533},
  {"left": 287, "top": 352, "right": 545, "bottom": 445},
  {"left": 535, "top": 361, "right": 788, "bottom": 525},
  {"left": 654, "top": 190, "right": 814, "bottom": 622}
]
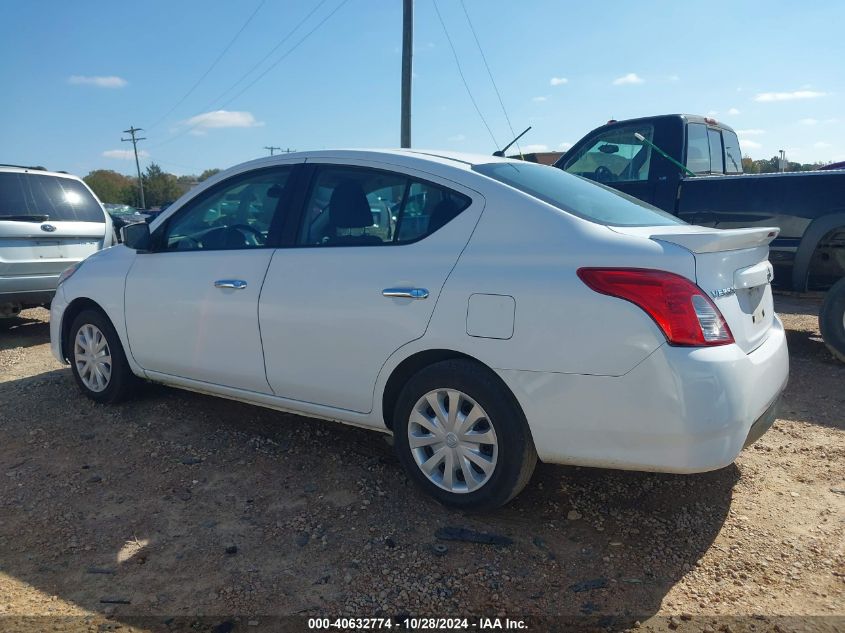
[
  {"left": 68, "top": 309, "right": 139, "bottom": 403},
  {"left": 819, "top": 277, "right": 845, "bottom": 363},
  {"left": 393, "top": 359, "right": 537, "bottom": 510}
]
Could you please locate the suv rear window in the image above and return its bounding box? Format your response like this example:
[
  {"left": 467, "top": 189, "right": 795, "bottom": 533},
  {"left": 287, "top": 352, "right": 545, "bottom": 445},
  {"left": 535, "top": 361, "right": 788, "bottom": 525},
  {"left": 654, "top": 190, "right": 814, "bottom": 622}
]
[
  {"left": 473, "top": 161, "right": 684, "bottom": 227},
  {"left": 0, "top": 172, "right": 104, "bottom": 223}
]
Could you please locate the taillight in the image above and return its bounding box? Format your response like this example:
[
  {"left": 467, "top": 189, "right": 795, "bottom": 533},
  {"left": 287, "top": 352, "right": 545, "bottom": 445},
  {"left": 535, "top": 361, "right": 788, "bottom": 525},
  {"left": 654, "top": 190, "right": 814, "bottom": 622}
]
[{"left": 577, "top": 268, "right": 734, "bottom": 347}]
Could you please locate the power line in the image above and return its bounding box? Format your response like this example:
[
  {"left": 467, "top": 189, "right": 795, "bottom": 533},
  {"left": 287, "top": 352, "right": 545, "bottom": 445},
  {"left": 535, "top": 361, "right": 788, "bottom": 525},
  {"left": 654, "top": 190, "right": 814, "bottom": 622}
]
[
  {"left": 147, "top": 0, "right": 267, "bottom": 132},
  {"left": 146, "top": 0, "right": 349, "bottom": 151},
  {"left": 431, "top": 0, "right": 498, "bottom": 149},
  {"left": 459, "top": 0, "right": 520, "bottom": 155},
  {"left": 198, "top": 0, "right": 329, "bottom": 116}
]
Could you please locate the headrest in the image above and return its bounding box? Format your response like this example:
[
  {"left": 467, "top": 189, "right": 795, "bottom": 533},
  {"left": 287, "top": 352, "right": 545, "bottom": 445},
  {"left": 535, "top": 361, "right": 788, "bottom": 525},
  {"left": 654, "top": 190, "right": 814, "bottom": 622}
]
[{"left": 329, "top": 180, "right": 372, "bottom": 229}]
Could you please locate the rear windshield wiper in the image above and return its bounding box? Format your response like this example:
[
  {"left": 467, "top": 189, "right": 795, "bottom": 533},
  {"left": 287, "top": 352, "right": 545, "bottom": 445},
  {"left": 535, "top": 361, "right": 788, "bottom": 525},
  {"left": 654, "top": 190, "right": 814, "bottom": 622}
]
[{"left": 0, "top": 214, "right": 50, "bottom": 222}]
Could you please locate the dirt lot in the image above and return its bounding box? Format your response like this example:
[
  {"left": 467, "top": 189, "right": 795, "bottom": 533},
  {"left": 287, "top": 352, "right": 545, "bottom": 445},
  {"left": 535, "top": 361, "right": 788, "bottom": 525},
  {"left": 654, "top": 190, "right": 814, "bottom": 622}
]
[{"left": 0, "top": 298, "right": 843, "bottom": 632}]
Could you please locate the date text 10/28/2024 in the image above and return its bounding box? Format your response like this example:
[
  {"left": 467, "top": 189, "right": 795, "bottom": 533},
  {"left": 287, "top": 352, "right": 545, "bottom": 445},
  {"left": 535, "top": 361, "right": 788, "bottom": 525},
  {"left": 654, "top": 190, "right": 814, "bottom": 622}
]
[{"left": 308, "top": 618, "right": 528, "bottom": 630}]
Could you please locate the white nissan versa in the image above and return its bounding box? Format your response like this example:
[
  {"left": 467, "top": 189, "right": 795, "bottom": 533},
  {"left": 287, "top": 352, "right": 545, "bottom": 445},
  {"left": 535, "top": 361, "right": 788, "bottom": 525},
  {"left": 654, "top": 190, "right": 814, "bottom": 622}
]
[{"left": 50, "top": 150, "right": 789, "bottom": 509}]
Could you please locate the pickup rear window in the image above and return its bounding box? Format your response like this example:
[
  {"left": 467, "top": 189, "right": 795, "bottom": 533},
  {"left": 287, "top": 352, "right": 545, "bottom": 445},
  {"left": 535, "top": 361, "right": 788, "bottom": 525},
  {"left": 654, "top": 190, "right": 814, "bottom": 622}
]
[
  {"left": 474, "top": 161, "right": 685, "bottom": 227},
  {"left": 0, "top": 172, "right": 104, "bottom": 223}
]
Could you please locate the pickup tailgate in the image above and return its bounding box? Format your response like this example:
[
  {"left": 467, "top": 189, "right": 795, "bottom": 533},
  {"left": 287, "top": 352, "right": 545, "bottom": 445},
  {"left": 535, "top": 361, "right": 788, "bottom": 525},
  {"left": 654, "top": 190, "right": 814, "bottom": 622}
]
[{"left": 610, "top": 225, "right": 779, "bottom": 354}]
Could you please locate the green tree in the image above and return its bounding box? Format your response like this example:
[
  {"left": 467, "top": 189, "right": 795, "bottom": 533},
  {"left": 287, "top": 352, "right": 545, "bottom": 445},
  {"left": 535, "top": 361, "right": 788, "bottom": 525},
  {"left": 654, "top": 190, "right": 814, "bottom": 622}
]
[
  {"left": 142, "top": 163, "right": 181, "bottom": 208},
  {"left": 83, "top": 170, "right": 135, "bottom": 204},
  {"left": 198, "top": 168, "right": 221, "bottom": 182}
]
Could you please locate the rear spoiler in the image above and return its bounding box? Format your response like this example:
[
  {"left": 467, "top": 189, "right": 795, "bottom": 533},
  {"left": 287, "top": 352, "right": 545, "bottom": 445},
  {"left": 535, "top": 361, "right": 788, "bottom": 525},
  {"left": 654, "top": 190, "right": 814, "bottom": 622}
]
[{"left": 648, "top": 227, "right": 780, "bottom": 254}]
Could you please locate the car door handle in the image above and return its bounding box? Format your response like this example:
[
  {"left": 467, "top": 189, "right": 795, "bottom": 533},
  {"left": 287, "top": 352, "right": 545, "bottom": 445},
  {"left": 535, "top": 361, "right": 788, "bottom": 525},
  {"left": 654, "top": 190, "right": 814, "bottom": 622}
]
[
  {"left": 214, "top": 279, "right": 248, "bottom": 290},
  {"left": 382, "top": 287, "right": 429, "bottom": 300}
]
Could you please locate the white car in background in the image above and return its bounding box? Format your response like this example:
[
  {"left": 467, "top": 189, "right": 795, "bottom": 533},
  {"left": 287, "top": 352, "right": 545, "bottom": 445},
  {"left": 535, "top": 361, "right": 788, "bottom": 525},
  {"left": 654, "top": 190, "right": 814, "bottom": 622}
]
[
  {"left": 0, "top": 165, "right": 113, "bottom": 318},
  {"left": 49, "top": 150, "right": 789, "bottom": 509}
]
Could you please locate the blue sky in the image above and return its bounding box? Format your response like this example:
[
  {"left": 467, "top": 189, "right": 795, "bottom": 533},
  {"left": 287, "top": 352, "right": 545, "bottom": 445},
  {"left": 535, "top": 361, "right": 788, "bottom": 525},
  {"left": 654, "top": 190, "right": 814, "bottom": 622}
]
[{"left": 1, "top": 0, "right": 842, "bottom": 176}]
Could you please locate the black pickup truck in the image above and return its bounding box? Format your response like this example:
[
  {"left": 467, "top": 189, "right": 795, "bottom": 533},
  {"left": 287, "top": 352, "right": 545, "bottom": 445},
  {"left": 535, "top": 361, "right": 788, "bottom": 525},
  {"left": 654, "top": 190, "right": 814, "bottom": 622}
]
[{"left": 554, "top": 114, "right": 845, "bottom": 361}]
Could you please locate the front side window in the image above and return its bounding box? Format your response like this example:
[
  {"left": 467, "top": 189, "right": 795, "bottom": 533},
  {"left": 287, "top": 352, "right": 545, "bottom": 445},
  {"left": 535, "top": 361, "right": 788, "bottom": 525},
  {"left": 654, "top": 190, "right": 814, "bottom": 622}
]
[
  {"left": 477, "top": 161, "right": 684, "bottom": 227},
  {"left": 561, "top": 124, "right": 654, "bottom": 184},
  {"left": 162, "top": 167, "right": 292, "bottom": 251},
  {"left": 0, "top": 173, "right": 104, "bottom": 222},
  {"left": 297, "top": 166, "right": 470, "bottom": 246},
  {"left": 723, "top": 130, "right": 742, "bottom": 174}
]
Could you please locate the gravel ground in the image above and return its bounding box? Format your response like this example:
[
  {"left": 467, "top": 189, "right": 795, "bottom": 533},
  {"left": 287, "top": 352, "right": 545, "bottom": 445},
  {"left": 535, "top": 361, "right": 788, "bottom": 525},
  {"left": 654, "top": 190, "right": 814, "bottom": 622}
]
[{"left": 0, "top": 298, "right": 842, "bottom": 632}]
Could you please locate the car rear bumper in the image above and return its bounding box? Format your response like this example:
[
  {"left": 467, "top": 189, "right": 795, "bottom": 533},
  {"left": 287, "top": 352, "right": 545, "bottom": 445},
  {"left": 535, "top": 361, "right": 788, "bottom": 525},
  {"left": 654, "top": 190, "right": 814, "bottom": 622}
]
[
  {"left": 497, "top": 315, "right": 789, "bottom": 474},
  {"left": 0, "top": 273, "right": 62, "bottom": 305}
]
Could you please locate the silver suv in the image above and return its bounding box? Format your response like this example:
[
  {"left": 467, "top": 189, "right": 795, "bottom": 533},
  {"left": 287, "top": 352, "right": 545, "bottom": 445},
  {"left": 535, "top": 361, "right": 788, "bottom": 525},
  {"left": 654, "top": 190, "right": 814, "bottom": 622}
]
[{"left": 0, "top": 165, "right": 113, "bottom": 317}]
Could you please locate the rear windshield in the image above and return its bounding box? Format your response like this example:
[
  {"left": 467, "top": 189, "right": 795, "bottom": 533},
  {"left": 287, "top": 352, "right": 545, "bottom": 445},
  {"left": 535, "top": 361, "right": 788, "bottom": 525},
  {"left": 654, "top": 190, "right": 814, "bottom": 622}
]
[
  {"left": 473, "top": 161, "right": 685, "bottom": 227},
  {"left": 0, "top": 172, "right": 104, "bottom": 223}
]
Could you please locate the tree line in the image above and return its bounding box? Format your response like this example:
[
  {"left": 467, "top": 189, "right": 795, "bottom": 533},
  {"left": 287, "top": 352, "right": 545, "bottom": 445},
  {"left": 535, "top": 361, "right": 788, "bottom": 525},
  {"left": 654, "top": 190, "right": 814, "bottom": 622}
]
[
  {"left": 741, "top": 155, "right": 832, "bottom": 174},
  {"left": 83, "top": 164, "right": 221, "bottom": 208}
]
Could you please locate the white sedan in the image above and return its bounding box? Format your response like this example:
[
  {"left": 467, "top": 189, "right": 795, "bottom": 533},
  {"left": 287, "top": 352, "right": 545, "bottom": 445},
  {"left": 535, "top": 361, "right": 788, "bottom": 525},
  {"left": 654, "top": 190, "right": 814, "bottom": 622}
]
[{"left": 50, "top": 150, "right": 789, "bottom": 509}]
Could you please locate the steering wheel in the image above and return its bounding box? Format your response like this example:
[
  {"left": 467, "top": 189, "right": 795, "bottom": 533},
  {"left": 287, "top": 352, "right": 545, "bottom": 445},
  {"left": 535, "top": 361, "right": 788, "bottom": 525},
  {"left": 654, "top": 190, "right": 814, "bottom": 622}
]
[
  {"left": 593, "top": 165, "right": 616, "bottom": 183},
  {"left": 230, "top": 223, "right": 266, "bottom": 246}
]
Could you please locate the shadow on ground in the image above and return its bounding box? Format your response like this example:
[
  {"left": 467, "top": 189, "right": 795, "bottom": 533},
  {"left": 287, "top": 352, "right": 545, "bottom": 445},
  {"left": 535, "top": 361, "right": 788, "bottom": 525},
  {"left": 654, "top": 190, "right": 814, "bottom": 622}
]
[
  {"left": 0, "top": 368, "right": 738, "bottom": 628},
  {"left": 0, "top": 315, "right": 50, "bottom": 352}
]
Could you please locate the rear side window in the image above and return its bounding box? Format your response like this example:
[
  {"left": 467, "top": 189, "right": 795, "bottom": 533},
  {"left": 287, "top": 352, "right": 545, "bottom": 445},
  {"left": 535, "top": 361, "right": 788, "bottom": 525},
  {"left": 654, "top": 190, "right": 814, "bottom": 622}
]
[
  {"left": 685, "top": 124, "right": 711, "bottom": 174},
  {"left": 476, "top": 161, "right": 684, "bottom": 227},
  {"left": 723, "top": 130, "right": 743, "bottom": 174},
  {"left": 0, "top": 173, "right": 104, "bottom": 222},
  {"left": 297, "top": 166, "right": 471, "bottom": 246},
  {"left": 708, "top": 129, "right": 724, "bottom": 174}
]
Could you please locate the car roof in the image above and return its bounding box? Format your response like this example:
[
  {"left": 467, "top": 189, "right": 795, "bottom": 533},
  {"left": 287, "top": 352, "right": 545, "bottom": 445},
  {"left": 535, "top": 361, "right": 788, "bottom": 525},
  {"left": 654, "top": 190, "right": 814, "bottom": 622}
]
[
  {"left": 0, "top": 165, "right": 83, "bottom": 181},
  {"left": 226, "top": 148, "right": 515, "bottom": 175}
]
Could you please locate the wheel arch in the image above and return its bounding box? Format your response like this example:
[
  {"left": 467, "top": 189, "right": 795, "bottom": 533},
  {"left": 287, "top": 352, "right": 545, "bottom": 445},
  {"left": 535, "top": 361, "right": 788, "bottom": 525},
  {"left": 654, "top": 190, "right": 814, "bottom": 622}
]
[
  {"left": 380, "top": 348, "right": 526, "bottom": 431},
  {"left": 791, "top": 212, "right": 845, "bottom": 291},
  {"left": 60, "top": 297, "right": 110, "bottom": 361}
]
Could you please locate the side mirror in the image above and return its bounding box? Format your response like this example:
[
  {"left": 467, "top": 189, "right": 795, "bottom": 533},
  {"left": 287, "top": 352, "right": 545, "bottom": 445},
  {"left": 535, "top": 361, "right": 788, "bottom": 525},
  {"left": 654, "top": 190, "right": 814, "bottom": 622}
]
[{"left": 121, "top": 221, "right": 151, "bottom": 251}]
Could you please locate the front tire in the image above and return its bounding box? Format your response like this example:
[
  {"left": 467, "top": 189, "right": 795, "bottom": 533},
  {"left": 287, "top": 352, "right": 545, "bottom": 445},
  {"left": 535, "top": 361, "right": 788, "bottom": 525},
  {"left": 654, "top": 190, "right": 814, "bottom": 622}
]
[
  {"left": 819, "top": 277, "right": 845, "bottom": 363},
  {"left": 68, "top": 309, "right": 138, "bottom": 403},
  {"left": 393, "top": 359, "right": 537, "bottom": 510}
]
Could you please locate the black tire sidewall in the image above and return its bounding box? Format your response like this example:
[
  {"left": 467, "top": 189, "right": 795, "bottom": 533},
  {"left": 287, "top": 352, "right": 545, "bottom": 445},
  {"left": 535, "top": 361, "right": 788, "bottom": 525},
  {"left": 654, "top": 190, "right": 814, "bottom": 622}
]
[
  {"left": 68, "top": 309, "right": 135, "bottom": 403},
  {"left": 393, "top": 359, "right": 534, "bottom": 510},
  {"left": 819, "top": 278, "right": 845, "bottom": 362}
]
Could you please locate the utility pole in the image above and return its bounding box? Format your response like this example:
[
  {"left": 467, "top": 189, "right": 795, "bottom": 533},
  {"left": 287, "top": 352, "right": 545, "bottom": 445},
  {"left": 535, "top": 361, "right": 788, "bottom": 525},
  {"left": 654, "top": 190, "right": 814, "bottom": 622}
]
[
  {"left": 264, "top": 145, "right": 282, "bottom": 156},
  {"left": 400, "top": 0, "right": 413, "bottom": 148},
  {"left": 121, "top": 126, "right": 146, "bottom": 208}
]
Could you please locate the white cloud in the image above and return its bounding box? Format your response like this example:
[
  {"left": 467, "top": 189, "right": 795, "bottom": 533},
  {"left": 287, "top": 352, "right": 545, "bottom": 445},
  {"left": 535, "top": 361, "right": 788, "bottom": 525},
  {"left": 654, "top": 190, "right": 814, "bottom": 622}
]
[
  {"left": 728, "top": 107, "right": 741, "bottom": 115},
  {"left": 754, "top": 90, "right": 826, "bottom": 102},
  {"left": 447, "top": 134, "right": 466, "bottom": 142},
  {"left": 68, "top": 75, "right": 127, "bottom": 88},
  {"left": 185, "top": 110, "right": 264, "bottom": 133},
  {"left": 103, "top": 149, "right": 149, "bottom": 160},
  {"left": 739, "top": 139, "right": 762, "bottom": 150},
  {"left": 813, "top": 141, "right": 832, "bottom": 149},
  {"left": 549, "top": 77, "right": 568, "bottom": 86},
  {"left": 799, "top": 118, "right": 818, "bottom": 125},
  {"left": 612, "top": 73, "right": 644, "bottom": 86},
  {"left": 558, "top": 141, "right": 573, "bottom": 151},
  {"left": 520, "top": 144, "right": 549, "bottom": 153},
  {"left": 532, "top": 96, "right": 548, "bottom": 102},
  {"left": 736, "top": 129, "right": 765, "bottom": 136}
]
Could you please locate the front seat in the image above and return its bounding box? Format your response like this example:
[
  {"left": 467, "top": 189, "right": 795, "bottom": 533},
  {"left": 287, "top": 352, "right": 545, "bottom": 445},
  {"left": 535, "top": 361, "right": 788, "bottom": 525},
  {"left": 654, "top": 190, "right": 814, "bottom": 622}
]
[{"left": 326, "top": 180, "right": 382, "bottom": 245}]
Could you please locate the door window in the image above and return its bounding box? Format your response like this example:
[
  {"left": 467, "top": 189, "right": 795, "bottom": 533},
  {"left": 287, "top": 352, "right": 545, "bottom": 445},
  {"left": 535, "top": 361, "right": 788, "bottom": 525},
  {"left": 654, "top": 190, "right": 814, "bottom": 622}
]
[
  {"left": 561, "top": 124, "right": 655, "bottom": 184},
  {"left": 161, "top": 167, "right": 292, "bottom": 251},
  {"left": 297, "top": 166, "right": 470, "bottom": 246}
]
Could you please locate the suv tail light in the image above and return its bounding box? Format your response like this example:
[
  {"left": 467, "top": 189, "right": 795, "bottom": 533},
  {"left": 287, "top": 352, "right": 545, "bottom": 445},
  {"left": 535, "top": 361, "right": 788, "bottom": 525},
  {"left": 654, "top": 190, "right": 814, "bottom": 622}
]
[{"left": 577, "top": 268, "right": 734, "bottom": 346}]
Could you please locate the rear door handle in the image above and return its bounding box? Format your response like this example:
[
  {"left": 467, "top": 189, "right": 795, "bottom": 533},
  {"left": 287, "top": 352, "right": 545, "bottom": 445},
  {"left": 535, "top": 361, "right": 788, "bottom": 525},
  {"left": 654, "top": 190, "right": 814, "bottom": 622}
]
[
  {"left": 214, "top": 279, "right": 248, "bottom": 290},
  {"left": 382, "top": 287, "right": 429, "bottom": 300}
]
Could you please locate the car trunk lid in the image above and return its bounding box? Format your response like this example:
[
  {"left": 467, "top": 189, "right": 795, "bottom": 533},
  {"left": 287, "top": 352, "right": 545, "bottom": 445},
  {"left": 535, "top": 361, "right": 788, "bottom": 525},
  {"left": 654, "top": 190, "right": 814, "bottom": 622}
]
[
  {"left": 0, "top": 220, "right": 105, "bottom": 276},
  {"left": 609, "top": 225, "right": 779, "bottom": 354}
]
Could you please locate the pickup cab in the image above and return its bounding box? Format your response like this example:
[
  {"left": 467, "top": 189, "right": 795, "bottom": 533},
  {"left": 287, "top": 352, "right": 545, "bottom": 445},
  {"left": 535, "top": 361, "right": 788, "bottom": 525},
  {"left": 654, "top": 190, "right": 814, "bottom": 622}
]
[{"left": 555, "top": 114, "right": 845, "bottom": 361}]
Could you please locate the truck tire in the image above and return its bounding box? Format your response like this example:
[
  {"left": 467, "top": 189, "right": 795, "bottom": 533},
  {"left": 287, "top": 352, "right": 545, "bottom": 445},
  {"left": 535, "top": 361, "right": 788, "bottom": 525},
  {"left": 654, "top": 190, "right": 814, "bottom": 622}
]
[{"left": 819, "top": 277, "right": 845, "bottom": 363}]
